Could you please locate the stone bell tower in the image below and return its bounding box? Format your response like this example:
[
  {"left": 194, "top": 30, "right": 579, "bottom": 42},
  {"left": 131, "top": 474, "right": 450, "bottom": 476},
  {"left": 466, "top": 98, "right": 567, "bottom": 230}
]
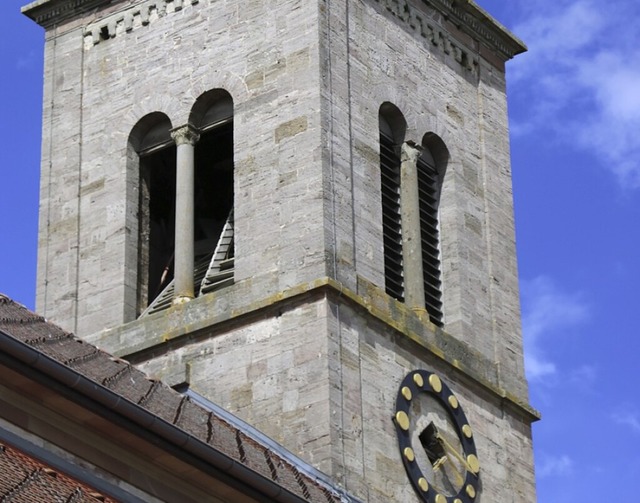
[{"left": 25, "top": 0, "right": 538, "bottom": 501}]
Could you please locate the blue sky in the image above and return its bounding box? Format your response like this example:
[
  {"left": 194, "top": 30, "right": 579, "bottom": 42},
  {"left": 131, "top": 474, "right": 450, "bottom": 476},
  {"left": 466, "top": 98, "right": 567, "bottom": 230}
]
[{"left": 1, "top": 0, "right": 639, "bottom": 501}]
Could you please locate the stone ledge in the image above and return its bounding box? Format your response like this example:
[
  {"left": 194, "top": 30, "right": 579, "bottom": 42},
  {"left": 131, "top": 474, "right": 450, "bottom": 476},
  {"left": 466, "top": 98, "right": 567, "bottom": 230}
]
[
  {"left": 436, "top": 0, "right": 527, "bottom": 59},
  {"left": 86, "top": 276, "right": 540, "bottom": 423},
  {"left": 23, "top": 0, "right": 525, "bottom": 63},
  {"left": 370, "top": 0, "right": 526, "bottom": 62},
  {"left": 22, "top": 0, "right": 108, "bottom": 27}
]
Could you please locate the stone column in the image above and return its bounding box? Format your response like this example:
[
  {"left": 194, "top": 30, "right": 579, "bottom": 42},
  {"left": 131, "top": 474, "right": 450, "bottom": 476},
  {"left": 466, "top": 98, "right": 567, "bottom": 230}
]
[
  {"left": 400, "top": 141, "right": 426, "bottom": 314},
  {"left": 170, "top": 124, "right": 200, "bottom": 304}
]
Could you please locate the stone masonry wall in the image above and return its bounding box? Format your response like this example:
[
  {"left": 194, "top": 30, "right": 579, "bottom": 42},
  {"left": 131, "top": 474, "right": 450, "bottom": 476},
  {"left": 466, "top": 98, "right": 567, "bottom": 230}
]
[
  {"left": 36, "top": 0, "right": 327, "bottom": 336},
  {"left": 36, "top": 0, "right": 527, "bottom": 400},
  {"left": 136, "top": 297, "right": 335, "bottom": 476},
  {"left": 36, "top": 25, "right": 85, "bottom": 333},
  {"left": 326, "top": 298, "right": 536, "bottom": 502},
  {"left": 131, "top": 291, "right": 536, "bottom": 503},
  {"left": 318, "top": 0, "right": 527, "bottom": 398}
]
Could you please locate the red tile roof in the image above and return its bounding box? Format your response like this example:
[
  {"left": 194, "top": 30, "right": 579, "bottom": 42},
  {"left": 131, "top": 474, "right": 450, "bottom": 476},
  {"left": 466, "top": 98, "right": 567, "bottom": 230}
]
[{"left": 0, "top": 441, "right": 116, "bottom": 502}]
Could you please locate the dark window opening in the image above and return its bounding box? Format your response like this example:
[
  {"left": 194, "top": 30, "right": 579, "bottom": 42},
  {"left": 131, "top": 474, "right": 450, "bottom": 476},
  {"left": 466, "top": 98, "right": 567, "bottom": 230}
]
[
  {"left": 192, "top": 120, "right": 234, "bottom": 288},
  {"left": 140, "top": 145, "right": 177, "bottom": 308},
  {"left": 419, "top": 422, "right": 446, "bottom": 466},
  {"left": 137, "top": 118, "right": 234, "bottom": 316},
  {"left": 194, "top": 121, "right": 234, "bottom": 261}
]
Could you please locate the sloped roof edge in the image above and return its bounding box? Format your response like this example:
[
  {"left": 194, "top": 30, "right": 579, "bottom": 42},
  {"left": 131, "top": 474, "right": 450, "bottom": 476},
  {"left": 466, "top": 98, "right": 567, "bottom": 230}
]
[
  {"left": 0, "top": 434, "right": 122, "bottom": 503},
  {"left": 0, "top": 294, "right": 359, "bottom": 503}
]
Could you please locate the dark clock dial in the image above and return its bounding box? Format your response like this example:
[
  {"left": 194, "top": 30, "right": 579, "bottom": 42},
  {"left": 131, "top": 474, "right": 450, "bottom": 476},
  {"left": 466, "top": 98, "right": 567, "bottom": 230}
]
[{"left": 393, "top": 370, "right": 480, "bottom": 503}]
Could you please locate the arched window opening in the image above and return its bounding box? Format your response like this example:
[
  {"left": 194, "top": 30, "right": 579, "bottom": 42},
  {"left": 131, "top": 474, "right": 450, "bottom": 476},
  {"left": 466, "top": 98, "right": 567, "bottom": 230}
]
[
  {"left": 379, "top": 103, "right": 406, "bottom": 302},
  {"left": 377, "top": 105, "right": 448, "bottom": 327},
  {"left": 418, "top": 133, "right": 448, "bottom": 326},
  {"left": 132, "top": 89, "right": 234, "bottom": 315},
  {"left": 192, "top": 95, "right": 234, "bottom": 297},
  {"left": 143, "top": 143, "right": 177, "bottom": 305},
  {"left": 129, "top": 113, "right": 175, "bottom": 315}
]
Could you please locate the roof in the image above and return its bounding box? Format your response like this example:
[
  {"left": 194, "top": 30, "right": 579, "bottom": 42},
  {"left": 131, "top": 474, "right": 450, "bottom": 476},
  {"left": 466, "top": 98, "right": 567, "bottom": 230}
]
[
  {"left": 0, "top": 441, "right": 116, "bottom": 503},
  {"left": 0, "top": 294, "right": 356, "bottom": 503}
]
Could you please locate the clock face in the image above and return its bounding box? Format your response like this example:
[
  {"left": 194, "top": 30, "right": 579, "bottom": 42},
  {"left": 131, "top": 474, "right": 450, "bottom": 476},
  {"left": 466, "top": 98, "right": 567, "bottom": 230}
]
[{"left": 393, "top": 370, "right": 480, "bottom": 503}]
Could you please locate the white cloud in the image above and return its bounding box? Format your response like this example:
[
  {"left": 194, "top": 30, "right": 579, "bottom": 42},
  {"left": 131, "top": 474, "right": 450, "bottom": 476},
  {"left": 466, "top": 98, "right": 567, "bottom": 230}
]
[
  {"left": 508, "top": 0, "right": 640, "bottom": 187},
  {"left": 537, "top": 454, "right": 574, "bottom": 478},
  {"left": 612, "top": 410, "right": 640, "bottom": 434},
  {"left": 520, "top": 276, "right": 589, "bottom": 381},
  {"left": 575, "top": 51, "right": 640, "bottom": 185},
  {"left": 513, "top": 1, "right": 604, "bottom": 61}
]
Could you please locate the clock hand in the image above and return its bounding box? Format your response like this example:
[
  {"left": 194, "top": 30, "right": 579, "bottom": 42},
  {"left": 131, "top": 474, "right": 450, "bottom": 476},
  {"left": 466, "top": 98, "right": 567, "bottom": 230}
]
[
  {"left": 432, "top": 449, "right": 465, "bottom": 486},
  {"left": 443, "top": 453, "right": 466, "bottom": 486},
  {"left": 432, "top": 455, "right": 447, "bottom": 472},
  {"left": 436, "top": 432, "right": 478, "bottom": 474}
]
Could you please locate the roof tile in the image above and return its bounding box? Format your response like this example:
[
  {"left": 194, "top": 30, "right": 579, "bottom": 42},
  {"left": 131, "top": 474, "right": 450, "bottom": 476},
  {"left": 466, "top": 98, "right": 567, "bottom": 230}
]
[
  {"left": 174, "top": 398, "right": 210, "bottom": 442},
  {"left": 0, "top": 442, "right": 116, "bottom": 502}
]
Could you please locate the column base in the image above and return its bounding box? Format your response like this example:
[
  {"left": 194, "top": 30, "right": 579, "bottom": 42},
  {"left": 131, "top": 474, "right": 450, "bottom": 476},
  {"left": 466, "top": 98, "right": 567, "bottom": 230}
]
[{"left": 172, "top": 295, "right": 194, "bottom": 306}]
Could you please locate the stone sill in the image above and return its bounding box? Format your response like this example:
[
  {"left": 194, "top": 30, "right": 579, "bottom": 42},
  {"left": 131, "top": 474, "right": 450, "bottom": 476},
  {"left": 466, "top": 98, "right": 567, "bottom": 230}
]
[{"left": 86, "top": 275, "right": 540, "bottom": 423}]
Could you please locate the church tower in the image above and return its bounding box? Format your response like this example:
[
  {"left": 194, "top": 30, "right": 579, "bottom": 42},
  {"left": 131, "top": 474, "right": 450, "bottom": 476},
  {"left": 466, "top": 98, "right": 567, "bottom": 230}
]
[{"left": 25, "top": 0, "right": 538, "bottom": 501}]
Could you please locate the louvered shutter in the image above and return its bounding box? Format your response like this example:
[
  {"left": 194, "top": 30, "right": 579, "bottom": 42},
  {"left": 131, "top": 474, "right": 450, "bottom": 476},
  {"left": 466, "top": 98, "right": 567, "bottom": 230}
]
[
  {"left": 200, "top": 211, "right": 234, "bottom": 295},
  {"left": 380, "top": 132, "right": 404, "bottom": 302},
  {"left": 141, "top": 210, "right": 234, "bottom": 317},
  {"left": 417, "top": 157, "right": 443, "bottom": 326}
]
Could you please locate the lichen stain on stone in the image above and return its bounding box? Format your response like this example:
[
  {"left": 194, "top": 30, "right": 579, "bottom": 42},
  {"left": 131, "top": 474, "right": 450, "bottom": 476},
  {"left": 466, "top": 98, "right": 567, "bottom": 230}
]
[
  {"left": 274, "top": 116, "right": 308, "bottom": 144},
  {"left": 446, "top": 104, "right": 464, "bottom": 126}
]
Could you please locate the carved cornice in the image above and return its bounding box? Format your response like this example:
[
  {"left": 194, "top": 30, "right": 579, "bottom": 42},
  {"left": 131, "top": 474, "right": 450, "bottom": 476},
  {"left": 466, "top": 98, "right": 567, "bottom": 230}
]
[
  {"left": 23, "top": 0, "right": 199, "bottom": 45},
  {"left": 23, "top": 0, "right": 526, "bottom": 61},
  {"left": 374, "top": 0, "right": 526, "bottom": 61},
  {"left": 433, "top": 0, "right": 527, "bottom": 59},
  {"left": 80, "top": 0, "right": 196, "bottom": 49},
  {"left": 21, "top": 0, "right": 113, "bottom": 28}
]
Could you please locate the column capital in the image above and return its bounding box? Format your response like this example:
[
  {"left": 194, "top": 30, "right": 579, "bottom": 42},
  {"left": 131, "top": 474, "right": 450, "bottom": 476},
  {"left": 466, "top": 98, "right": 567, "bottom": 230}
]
[
  {"left": 171, "top": 123, "right": 201, "bottom": 146},
  {"left": 401, "top": 140, "right": 423, "bottom": 164}
]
